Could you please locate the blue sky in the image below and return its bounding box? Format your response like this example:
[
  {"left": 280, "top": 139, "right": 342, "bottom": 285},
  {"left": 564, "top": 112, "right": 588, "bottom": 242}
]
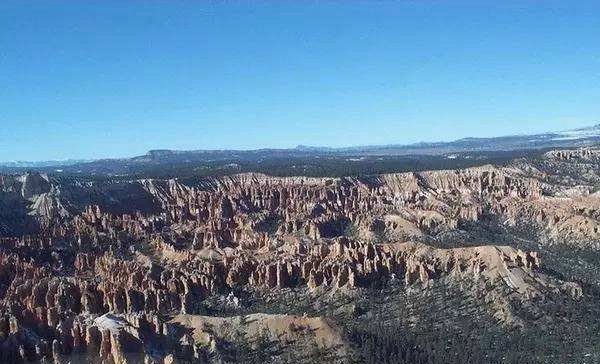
[{"left": 1, "top": 1, "right": 599, "bottom": 161}]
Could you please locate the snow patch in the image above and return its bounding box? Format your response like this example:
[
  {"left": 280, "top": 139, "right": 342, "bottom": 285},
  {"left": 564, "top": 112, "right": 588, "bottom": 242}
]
[{"left": 94, "top": 313, "right": 128, "bottom": 333}]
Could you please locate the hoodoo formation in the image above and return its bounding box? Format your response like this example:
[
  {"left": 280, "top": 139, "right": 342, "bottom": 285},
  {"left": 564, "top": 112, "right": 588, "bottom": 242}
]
[
  {"left": 3, "top": 1, "right": 599, "bottom": 361},
  {"left": 2, "top": 148, "right": 600, "bottom": 363}
]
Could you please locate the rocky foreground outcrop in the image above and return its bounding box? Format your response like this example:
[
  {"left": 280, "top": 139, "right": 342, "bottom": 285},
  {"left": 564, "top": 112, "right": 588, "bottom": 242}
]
[{"left": 1, "top": 237, "right": 560, "bottom": 363}]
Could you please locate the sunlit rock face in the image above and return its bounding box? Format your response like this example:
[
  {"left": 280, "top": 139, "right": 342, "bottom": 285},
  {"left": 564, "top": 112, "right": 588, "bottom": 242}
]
[{"left": 2, "top": 149, "right": 600, "bottom": 362}]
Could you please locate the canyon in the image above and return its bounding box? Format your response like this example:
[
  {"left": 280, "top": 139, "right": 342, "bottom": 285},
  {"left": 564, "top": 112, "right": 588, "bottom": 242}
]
[{"left": 2, "top": 148, "right": 600, "bottom": 363}]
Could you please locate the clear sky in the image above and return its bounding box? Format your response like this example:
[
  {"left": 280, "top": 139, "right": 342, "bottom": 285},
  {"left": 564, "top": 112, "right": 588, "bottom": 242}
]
[{"left": 1, "top": 1, "right": 599, "bottom": 161}]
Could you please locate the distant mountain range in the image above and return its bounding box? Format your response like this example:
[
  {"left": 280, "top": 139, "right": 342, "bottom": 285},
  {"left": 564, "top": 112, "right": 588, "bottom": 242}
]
[
  {"left": 293, "top": 123, "right": 600, "bottom": 154},
  {"left": 2, "top": 124, "right": 599, "bottom": 175},
  {"left": 0, "top": 159, "right": 93, "bottom": 169}
]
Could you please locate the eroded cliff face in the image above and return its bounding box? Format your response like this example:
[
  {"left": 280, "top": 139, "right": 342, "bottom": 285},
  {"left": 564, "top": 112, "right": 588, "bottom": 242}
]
[{"left": 1, "top": 150, "right": 598, "bottom": 363}]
